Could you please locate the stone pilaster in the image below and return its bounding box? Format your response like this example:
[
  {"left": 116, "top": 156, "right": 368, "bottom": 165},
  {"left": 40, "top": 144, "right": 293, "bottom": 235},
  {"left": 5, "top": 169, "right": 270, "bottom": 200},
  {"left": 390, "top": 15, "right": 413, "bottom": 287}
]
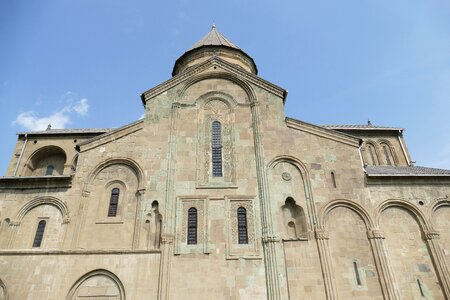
[
  {"left": 315, "top": 228, "right": 338, "bottom": 300},
  {"left": 157, "top": 102, "right": 180, "bottom": 300},
  {"left": 366, "top": 229, "right": 400, "bottom": 300},
  {"left": 250, "top": 100, "right": 289, "bottom": 300},
  {"left": 423, "top": 230, "right": 450, "bottom": 299}
]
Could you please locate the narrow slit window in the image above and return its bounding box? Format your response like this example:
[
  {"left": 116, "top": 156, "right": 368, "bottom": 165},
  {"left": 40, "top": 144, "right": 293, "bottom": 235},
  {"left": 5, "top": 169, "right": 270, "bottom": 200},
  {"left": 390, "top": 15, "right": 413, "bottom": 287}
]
[
  {"left": 45, "top": 165, "right": 54, "bottom": 176},
  {"left": 108, "top": 188, "right": 120, "bottom": 217},
  {"left": 211, "top": 121, "right": 223, "bottom": 177},
  {"left": 383, "top": 145, "right": 392, "bottom": 165},
  {"left": 331, "top": 172, "right": 337, "bottom": 188},
  {"left": 237, "top": 207, "right": 248, "bottom": 244},
  {"left": 32, "top": 220, "right": 46, "bottom": 247},
  {"left": 353, "top": 261, "right": 362, "bottom": 286},
  {"left": 417, "top": 279, "right": 425, "bottom": 297},
  {"left": 187, "top": 207, "right": 197, "bottom": 245}
]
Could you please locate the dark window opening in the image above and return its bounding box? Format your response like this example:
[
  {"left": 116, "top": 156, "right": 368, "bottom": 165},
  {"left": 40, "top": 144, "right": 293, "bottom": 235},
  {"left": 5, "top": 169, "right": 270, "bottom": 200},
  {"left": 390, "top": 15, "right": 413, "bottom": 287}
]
[
  {"left": 331, "top": 172, "right": 337, "bottom": 188},
  {"left": 32, "top": 220, "right": 46, "bottom": 247},
  {"left": 108, "top": 188, "right": 120, "bottom": 217},
  {"left": 237, "top": 207, "right": 248, "bottom": 244},
  {"left": 187, "top": 207, "right": 197, "bottom": 244},
  {"left": 45, "top": 165, "right": 54, "bottom": 176},
  {"left": 353, "top": 261, "right": 362, "bottom": 286},
  {"left": 417, "top": 279, "right": 425, "bottom": 297},
  {"left": 211, "top": 121, "right": 222, "bottom": 177}
]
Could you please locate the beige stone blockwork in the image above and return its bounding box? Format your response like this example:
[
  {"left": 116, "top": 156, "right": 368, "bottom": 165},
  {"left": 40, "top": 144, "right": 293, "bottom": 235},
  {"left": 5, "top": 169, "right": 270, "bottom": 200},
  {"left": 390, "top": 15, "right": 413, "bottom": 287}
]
[{"left": 381, "top": 207, "right": 444, "bottom": 299}]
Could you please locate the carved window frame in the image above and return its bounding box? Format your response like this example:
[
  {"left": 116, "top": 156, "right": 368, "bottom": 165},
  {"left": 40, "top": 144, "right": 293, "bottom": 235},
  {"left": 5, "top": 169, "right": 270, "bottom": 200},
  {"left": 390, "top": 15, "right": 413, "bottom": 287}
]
[
  {"left": 196, "top": 98, "right": 236, "bottom": 188},
  {"left": 225, "top": 195, "right": 261, "bottom": 259},
  {"left": 175, "top": 195, "right": 209, "bottom": 254}
]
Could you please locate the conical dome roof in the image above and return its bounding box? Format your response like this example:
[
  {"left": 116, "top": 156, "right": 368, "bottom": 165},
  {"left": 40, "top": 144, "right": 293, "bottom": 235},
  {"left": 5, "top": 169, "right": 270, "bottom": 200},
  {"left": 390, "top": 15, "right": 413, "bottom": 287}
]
[
  {"left": 188, "top": 25, "right": 241, "bottom": 51},
  {"left": 172, "top": 26, "right": 257, "bottom": 76}
]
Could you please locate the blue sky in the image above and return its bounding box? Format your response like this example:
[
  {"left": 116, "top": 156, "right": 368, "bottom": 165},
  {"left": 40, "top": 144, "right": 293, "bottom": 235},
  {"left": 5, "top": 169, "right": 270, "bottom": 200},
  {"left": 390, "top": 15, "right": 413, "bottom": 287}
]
[{"left": 1, "top": 0, "right": 450, "bottom": 174}]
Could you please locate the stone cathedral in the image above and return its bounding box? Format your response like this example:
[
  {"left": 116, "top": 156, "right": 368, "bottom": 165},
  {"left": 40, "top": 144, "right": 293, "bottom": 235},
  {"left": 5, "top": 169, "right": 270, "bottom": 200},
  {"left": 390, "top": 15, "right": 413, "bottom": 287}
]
[{"left": 1, "top": 26, "right": 450, "bottom": 300}]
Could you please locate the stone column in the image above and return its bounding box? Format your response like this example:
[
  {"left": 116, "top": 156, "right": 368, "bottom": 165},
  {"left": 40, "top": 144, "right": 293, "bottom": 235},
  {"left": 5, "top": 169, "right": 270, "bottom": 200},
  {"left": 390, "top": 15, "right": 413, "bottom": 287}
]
[
  {"left": 250, "top": 101, "right": 289, "bottom": 300},
  {"left": 315, "top": 228, "right": 338, "bottom": 300},
  {"left": 157, "top": 102, "right": 180, "bottom": 300},
  {"left": 423, "top": 230, "right": 450, "bottom": 298},
  {"left": 367, "top": 229, "right": 400, "bottom": 300}
]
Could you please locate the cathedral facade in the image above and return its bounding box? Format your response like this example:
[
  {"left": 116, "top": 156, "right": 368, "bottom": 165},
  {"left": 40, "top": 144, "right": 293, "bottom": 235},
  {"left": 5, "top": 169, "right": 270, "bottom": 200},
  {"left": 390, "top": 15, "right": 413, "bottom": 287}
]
[{"left": 1, "top": 27, "right": 450, "bottom": 300}]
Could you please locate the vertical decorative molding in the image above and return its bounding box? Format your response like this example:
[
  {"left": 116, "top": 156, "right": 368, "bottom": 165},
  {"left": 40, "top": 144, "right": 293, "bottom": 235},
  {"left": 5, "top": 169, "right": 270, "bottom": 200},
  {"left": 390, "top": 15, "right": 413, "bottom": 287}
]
[
  {"left": 157, "top": 102, "right": 180, "bottom": 300},
  {"left": 250, "top": 101, "right": 289, "bottom": 300},
  {"left": 366, "top": 229, "right": 400, "bottom": 300},
  {"left": 423, "top": 230, "right": 450, "bottom": 298},
  {"left": 132, "top": 189, "right": 145, "bottom": 249},
  {"left": 315, "top": 228, "right": 338, "bottom": 300}
]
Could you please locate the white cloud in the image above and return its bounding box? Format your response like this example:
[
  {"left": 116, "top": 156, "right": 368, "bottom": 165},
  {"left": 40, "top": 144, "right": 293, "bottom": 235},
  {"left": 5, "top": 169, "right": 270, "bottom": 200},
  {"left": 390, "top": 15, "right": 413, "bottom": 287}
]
[
  {"left": 72, "top": 98, "right": 89, "bottom": 116},
  {"left": 13, "top": 98, "right": 89, "bottom": 131}
]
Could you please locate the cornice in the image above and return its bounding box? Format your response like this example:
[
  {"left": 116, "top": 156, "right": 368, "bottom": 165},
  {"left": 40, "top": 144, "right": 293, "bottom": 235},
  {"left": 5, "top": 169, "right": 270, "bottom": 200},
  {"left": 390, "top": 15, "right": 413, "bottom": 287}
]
[
  {"left": 78, "top": 120, "right": 144, "bottom": 152},
  {"left": 285, "top": 117, "right": 361, "bottom": 147}
]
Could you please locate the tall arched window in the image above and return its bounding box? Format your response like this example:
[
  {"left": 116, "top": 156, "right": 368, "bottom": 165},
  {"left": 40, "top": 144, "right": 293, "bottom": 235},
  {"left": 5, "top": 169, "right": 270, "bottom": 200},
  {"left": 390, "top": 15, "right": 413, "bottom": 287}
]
[
  {"left": 211, "top": 121, "right": 222, "bottom": 177},
  {"left": 382, "top": 144, "right": 393, "bottom": 165},
  {"left": 108, "top": 188, "right": 120, "bottom": 217},
  {"left": 45, "top": 165, "right": 54, "bottom": 176},
  {"left": 187, "top": 207, "right": 197, "bottom": 244},
  {"left": 32, "top": 220, "right": 46, "bottom": 247},
  {"left": 237, "top": 207, "right": 248, "bottom": 244}
]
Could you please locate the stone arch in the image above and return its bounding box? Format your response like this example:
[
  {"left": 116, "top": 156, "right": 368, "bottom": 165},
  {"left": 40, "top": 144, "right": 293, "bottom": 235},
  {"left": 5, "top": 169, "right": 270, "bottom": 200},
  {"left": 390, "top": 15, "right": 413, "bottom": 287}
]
[
  {"left": 430, "top": 196, "right": 450, "bottom": 215},
  {"left": 178, "top": 71, "right": 256, "bottom": 104},
  {"left": 363, "top": 140, "right": 380, "bottom": 166},
  {"left": 378, "top": 199, "right": 444, "bottom": 298},
  {"left": 83, "top": 157, "right": 145, "bottom": 193},
  {"left": 430, "top": 197, "right": 450, "bottom": 269},
  {"left": 23, "top": 145, "right": 67, "bottom": 176},
  {"left": 0, "top": 278, "right": 8, "bottom": 300},
  {"left": 197, "top": 91, "right": 238, "bottom": 110},
  {"left": 319, "top": 199, "right": 375, "bottom": 229},
  {"left": 375, "top": 199, "right": 432, "bottom": 232},
  {"left": 14, "top": 196, "right": 70, "bottom": 224},
  {"left": 67, "top": 269, "right": 125, "bottom": 300},
  {"left": 377, "top": 139, "right": 398, "bottom": 166},
  {"left": 267, "top": 155, "right": 315, "bottom": 232}
]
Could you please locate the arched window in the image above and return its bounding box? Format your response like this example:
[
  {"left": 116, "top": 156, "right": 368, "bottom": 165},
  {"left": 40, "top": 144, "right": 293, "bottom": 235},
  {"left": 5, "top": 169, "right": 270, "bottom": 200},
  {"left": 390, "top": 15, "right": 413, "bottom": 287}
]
[
  {"left": 45, "top": 165, "right": 54, "bottom": 176},
  {"left": 108, "top": 188, "right": 120, "bottom": 217},
  {"left": 382, "top": 144, "right": 393, "bottom": 165},
  {"left": 187, "top": 207, "right": 197, "bottom": 245},
  {"left": 32, "top": 220, "right": 46, "bottom": 247},
  {"left": 237, "top": 207, "right": 248, "bottom": 244},
  {"left": 211, "top": 121, "right": 222, "bottom": 177},
  {"left": 366, "top": 144, "right": 378, "bottom": 165}
]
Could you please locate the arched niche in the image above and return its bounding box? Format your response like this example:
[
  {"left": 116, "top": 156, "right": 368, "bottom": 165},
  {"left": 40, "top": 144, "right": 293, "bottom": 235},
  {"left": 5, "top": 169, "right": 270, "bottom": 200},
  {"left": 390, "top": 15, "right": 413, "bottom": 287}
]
[
  {"left": 378, "top": 139, "right": 397, "bottom": 166},
  {"left": 362, "top": 141, "right": 380, "bottom": 166},
  {"left": 144, "top": 200, "right": 162, "bottom": 249},
  {"left": 67, "top": 269, "right": 125, "bottom": 300},
  {"left": 268, "top": 156, "right": 313, "bottom": 239},
  {"left": 23, "top": 146, "right": 67, "bottom": 176},
  {"left": 281, "top": 197, "right": 307, "bottom": 240}
]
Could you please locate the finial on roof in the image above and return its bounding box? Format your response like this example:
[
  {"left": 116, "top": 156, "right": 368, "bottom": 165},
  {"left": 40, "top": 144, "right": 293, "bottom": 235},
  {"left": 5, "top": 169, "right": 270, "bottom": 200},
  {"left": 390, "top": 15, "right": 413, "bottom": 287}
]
[
  {"left": 212, "top": 22, "right": 216, "bottom": 29},
  {"left": 46, "top": 124, "right": 52, "bottom": 131},
  {"left": 367, "top": 120, "right": 372, "bottom": 126}
]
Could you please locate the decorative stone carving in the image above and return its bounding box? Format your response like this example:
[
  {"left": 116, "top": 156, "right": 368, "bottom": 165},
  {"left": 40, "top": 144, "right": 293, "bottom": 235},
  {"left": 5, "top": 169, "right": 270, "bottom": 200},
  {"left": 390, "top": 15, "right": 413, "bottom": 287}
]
[
  {"left": 197, "top": 97, "right": 236, "bottom": 188},
  {"left": 175, "top": 196, "right": 209, "bottom": 254},
  {"left": 225, "top": 196, "right": 260, "bottom": 259},
  {"left": 281, "top": 172, "right": 291, "bottom": 181}
]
